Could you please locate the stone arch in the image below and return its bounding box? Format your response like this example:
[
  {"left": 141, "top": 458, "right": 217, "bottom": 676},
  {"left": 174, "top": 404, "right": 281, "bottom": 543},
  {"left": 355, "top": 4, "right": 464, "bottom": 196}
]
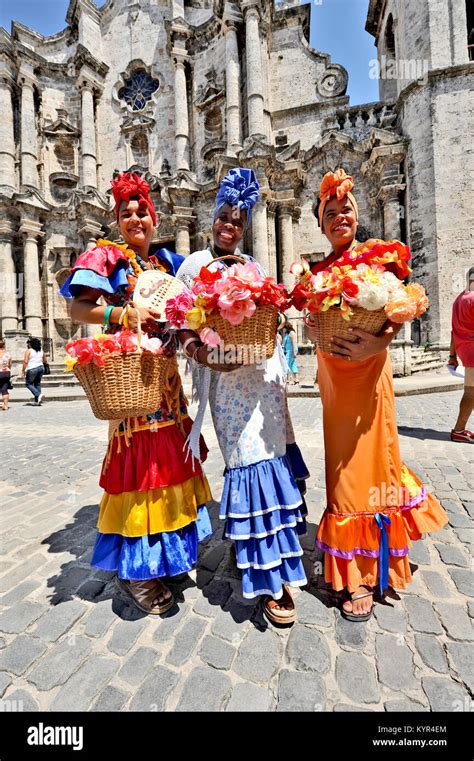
[
  {"left": 130, "top": 132, "right": 149, "bottom": 166},
  {"left": 204, "top": 106, "right": 223, "bottom": 141}
]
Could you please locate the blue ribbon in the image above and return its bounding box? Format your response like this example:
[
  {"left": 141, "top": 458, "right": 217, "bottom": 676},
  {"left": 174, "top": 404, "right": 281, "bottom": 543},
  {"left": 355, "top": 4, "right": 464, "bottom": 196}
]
[{"left": 374, "top": 512, "right": 391, "bottom": 596}]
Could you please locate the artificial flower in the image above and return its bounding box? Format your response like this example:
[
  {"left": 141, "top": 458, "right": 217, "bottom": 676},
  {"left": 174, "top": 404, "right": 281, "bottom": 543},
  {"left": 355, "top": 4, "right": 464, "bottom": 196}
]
[
  {"left": 165, "top": 290, "right": 194, "bottom": 327},
  {"left": 199, "top": 327, "right": 222, "bottom": 347},
  {"left": 186, "top": 305, "right": 208, "bottom": 330}
]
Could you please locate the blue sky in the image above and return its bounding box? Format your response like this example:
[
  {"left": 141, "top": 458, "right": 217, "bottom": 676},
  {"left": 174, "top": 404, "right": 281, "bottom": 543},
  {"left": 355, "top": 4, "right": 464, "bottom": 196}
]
[{"left": 0, "top": 0, "right": 379, "bottom": 105}]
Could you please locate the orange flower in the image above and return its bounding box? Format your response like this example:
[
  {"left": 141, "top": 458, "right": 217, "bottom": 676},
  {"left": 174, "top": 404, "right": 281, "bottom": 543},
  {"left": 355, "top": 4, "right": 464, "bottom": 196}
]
[
  {"left": 405, "top": 283, "right": 429, "bottom": 317},
  {"left": 319, "top": 169, "right": 354, "bottom": 203},
  {"left": 385, "top": 296, "right": 418, "bottom": 323}
]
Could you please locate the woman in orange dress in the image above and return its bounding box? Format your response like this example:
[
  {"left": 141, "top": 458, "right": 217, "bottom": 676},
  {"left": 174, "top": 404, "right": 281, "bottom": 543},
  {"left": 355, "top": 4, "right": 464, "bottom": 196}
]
[{"left": 311, "top": 169, "right": 448, "bottom": 621}]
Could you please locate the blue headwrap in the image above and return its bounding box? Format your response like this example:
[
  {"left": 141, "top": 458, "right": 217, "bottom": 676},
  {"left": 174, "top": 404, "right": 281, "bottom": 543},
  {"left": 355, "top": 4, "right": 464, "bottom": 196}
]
[{"left": 214, "top": 168, "right": 260, "bottom": 226}]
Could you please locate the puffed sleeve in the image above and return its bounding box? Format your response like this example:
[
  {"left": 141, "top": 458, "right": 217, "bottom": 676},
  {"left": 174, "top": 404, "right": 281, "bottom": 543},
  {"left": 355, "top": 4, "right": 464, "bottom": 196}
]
[{"left": 59, "top": 244, "right": 130, "bottom": 299}]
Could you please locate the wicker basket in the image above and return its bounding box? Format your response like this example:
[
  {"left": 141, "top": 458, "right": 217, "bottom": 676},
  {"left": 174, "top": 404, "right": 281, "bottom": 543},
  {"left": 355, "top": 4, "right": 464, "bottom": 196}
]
[
  {"left": 304, "top": 306, "right": 388, "bottom": 354},
  {"left": 73, "top": 308, "right": 171, "bottom": 420},
  {"left": 203, "top": 255, "right": 279, "bottom": 364},
  {"left": 205, "top": 304, "right": 279, "bottom": 365}
]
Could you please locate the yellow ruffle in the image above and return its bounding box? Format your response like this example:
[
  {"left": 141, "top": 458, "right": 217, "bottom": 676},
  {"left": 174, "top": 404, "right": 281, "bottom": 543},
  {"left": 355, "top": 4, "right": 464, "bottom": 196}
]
[{"left": 97, "top": 474, "right": 212, "bottom": 537}]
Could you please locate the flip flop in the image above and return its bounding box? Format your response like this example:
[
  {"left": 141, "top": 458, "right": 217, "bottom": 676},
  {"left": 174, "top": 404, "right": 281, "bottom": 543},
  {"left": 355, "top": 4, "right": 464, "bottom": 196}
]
[
  {"left": 341, "top": 590, "right": 374, "bottom": 622},
  {"left": 116, "top": 577, "right": 175, "bottom": 616}
]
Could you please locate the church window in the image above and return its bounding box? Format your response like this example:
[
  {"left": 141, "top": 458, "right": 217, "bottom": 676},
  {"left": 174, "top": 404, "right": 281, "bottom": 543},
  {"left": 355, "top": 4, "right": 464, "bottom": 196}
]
[{"left": 118, "top": 69, "right": 159, "bottom": 111}]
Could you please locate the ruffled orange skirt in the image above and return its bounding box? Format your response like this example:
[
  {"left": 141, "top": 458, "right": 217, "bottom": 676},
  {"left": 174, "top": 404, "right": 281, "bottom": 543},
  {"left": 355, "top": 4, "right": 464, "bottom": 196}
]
[{"left": 315, "top": 348, "right": 447, "bottom": 593}]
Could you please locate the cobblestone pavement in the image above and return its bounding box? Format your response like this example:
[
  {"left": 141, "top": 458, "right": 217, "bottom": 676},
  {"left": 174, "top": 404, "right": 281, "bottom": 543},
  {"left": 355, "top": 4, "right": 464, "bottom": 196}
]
[{"left": 0, "top": 393, "right": 472, "bottom": 713}]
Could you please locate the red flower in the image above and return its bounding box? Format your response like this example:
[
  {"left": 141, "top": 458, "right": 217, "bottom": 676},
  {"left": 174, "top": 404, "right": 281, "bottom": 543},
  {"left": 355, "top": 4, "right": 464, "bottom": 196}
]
[
  {"left": 289, "top": 283, "right": 313, "bottom": 311},
  {"left": 258, "top": 278, "right": 289, "bottom": 310}
]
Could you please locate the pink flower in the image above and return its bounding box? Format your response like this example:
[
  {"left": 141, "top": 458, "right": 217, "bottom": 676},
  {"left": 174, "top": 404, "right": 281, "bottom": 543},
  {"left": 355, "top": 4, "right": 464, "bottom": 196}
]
[
  {"left": 216, "top": 278, "right": 252, "bottom": 309},
  {"left": 165, "top": 290, "right": 194, "bottom": 327},
  {"left": 140, "top": 334, "right": 163, "bottom": 354},
  {"left": 220, "top": 298, "right": 256, "bottom": 326},
  {"left": 199, "top": 327, "right": 222, "bottom": 347},
  {"left": 226, "top": 262, "right": 264, "bottom": 294},
  {"left": 117, "top": 329, "right": 139, "bottom": 353}
]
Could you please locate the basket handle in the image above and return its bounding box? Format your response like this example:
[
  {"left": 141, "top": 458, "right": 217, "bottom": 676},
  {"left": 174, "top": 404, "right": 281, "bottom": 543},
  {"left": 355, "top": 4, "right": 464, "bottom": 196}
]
[
  {"left": 204, "top": 254, "right": 247, "bottom": 269},
  {"left": 119, "top": 304, "right": 143, "bottom": 354}
]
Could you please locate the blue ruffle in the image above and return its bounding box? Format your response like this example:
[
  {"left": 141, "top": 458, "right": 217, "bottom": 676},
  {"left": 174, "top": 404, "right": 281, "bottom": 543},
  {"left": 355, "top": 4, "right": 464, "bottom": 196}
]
[
  {"left": 220, "top": 455, "right": 307, "bottom": 598},
  {"left": 286, "top": 441, "right": 310, "bottom": 483},
  {"left": 286, "top": 442, "right": 309, "bottom": 533},
  {"left": 60, "top": 266, "right": 129, "bottom": 299},
  {"left": 239, "top": 556, "right": 307, "bottom": 599},
  {"left": 91, "top": 505, "right": 212, "bottom": 580},
  {"left": 219, "top": 455, "right": 304, "bottom": 521}
]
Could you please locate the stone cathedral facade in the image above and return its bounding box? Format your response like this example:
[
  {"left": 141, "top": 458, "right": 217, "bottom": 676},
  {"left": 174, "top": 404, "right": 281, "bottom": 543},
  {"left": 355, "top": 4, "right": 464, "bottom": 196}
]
[{"left": 0, "top": 0, "right": 472, "bottom": 373}]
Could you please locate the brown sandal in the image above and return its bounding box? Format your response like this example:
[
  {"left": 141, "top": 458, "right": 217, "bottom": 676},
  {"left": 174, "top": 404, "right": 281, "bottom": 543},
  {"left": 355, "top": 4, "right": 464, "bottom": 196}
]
[
  {"left": 263, "top": 585, "right": 296, "bottom": 625},
  {"left": 116, "top": 577, "right": 175, "bottom": 615}
]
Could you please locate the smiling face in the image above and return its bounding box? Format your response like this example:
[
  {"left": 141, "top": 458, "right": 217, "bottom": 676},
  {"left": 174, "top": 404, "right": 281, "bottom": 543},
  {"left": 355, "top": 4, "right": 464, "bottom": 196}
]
[
  {"left": 212, "top": 203, "right": 246, "bottom": 252},
  {"left": 321, "top": 195, "right": 358, "bottom": 252},
  {"left": 118, "top": 198, "right": 154, "bottom": 253}
]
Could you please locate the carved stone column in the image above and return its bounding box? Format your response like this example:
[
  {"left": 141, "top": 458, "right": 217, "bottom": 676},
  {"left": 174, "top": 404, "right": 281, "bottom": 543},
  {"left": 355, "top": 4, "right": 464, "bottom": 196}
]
[
  {"left": 377, "top": 182, "right": 405, "bottom": 240},
  {"left": 173, "top": 51, "right": 190, "bottom": 172},
  {"left": 243, "top": 2, "right": 265, "bottom": 138},
  {"left": 18, "top": 68, "right": 38, "bottom": 188},
  {"left": 0, "top": 221, "right": 18, "bottom": 332},
  {"left": 0, "top": 74, "right": 16, "bottom": 190},
  {"left": 175, "top": 217, "right": 191, "bottom": 257},
  {"left": 78, "top": 218, "right": 103, "bottom": 249},
  {"left": 20, "top": 218, "right": 44, "bottom": 336},
  {"left": 79, "top": 79, "right": 98, "bottom": 188},
  {"left": 278, "top": 203, "right": 296, "bottom": 290},
  {"left": 266, "top": 200, "right": 277, "bottom": 279},
  {"left": 251, "top": 197, "right": 270, "bottom": 274},
  {"left": 224, "top": 21, "right": 241, "bottom": 156}
]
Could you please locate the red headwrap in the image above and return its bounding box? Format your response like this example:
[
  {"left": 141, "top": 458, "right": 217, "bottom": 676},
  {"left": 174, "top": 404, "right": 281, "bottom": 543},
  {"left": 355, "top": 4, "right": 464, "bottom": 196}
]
[{"left": 111, "top": 172, "right": 157, "bottom": 226}]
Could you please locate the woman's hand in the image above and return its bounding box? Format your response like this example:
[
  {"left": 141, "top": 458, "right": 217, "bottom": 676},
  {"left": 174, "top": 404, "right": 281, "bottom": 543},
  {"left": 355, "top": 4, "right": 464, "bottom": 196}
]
[
  {"left": 448, "top": 353, "right": 459, "bottom": 369},
  {"left": 195, "top": 344, "right": 242, "bottom": 373},
  {"left": 126, "top": 305, "right": 162, "bottom": 333},
  {"left": 330, "top": 327, "right": 392, "bottom": 361}
]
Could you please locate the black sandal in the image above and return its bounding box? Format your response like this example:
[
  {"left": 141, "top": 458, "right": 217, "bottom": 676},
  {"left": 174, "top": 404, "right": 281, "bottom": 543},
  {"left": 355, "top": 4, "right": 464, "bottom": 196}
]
[{"left": 341, "top": 589, "right": 374, "bottom": 622}]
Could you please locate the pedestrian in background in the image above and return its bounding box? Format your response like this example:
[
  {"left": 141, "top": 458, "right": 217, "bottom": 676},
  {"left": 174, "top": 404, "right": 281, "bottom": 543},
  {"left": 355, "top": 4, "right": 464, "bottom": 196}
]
[
  {"left": 449, "top": 266, "right": 474, "bottom": 443},
  {"left": 22, "top": 338, "right": 45, "bottom": 405},
  {"left": 0, "top": 339, "right": 12, "bottom": 411},
  {"left": 280, "top": 318, "right": 300, "bottom": 385}
]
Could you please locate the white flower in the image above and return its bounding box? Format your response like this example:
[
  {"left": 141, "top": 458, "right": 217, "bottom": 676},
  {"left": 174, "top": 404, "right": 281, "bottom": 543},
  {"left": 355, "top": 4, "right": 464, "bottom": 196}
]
[{"left": 353, "top": 280, "right": 390, "bottom": 310}]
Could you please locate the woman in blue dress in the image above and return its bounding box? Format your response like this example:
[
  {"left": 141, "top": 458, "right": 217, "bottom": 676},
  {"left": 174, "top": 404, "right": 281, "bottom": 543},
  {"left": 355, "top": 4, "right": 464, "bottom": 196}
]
[{"left": 176, "top": 168, "right": 309, "bottom": 624}]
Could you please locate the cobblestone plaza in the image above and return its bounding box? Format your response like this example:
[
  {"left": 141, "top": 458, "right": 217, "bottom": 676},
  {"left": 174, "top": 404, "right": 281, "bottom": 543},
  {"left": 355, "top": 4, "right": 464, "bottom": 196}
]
[{"left": 0, "top": 393, "right": 472, "bottom": 713}]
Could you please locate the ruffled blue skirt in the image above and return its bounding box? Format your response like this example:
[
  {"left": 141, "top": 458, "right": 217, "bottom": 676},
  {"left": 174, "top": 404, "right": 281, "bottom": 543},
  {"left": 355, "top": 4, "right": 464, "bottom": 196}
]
[
  {"left": 91, "top": 505, "right": 212, "bottom": 580},
  {"left": 220, "top": 453, "right": 307, "bottom": 599}
]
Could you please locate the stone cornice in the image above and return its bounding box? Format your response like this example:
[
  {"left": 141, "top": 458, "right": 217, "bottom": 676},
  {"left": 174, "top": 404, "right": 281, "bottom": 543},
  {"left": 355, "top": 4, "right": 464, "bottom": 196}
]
[
  {"left": 15, "top": 188, "right": 53, "bottom": 213},
  {"left": 395, "top": 62, "right": 474, "bottom": 109},
  {"left": 74, "top": 44, "right": 108, "bottom": 81},
  {"left": 376, "top": 183, "right": 406, "bottom": 204},
  {"left": 365, "top": 0, "right": 387, "bottom": 39},
  {"left": 66, "top": 0, "right": 102, "bottom": 26}
]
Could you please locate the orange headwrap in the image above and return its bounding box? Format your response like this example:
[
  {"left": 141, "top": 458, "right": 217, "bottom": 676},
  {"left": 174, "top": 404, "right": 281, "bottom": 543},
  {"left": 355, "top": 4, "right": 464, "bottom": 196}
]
[{"left": 317, "top": 169, "right": 359, "bottom": 227}]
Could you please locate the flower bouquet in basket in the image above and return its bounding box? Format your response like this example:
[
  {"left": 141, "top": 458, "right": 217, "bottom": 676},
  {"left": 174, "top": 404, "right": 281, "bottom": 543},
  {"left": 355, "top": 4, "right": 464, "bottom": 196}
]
[
  {"left": 166, "top": 258, "right": 290, "bottom": 364},
  {"left": 289, "top": 239, "right": 429, "bottom": 353},
  {"left": 64, "top": 322, "right": 169, "bottom": 421}
]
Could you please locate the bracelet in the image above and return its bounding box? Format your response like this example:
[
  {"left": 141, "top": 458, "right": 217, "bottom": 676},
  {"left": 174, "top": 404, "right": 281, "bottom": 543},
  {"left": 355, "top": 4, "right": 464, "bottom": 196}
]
[
  {"left": 103, "top": 305, "right": 114, "bottom": 330},
  {"left": 191, "top": 343, "right": 206, "bottom": 367},
  {"left": 181, "top": 336, "right": 200, "bottom": 357}
]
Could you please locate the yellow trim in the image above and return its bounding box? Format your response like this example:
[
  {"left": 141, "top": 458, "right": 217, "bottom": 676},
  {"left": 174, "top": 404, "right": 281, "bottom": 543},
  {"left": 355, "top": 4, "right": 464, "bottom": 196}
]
[{"left": 98, "top": 474, "right": 212, "bottom": 536}]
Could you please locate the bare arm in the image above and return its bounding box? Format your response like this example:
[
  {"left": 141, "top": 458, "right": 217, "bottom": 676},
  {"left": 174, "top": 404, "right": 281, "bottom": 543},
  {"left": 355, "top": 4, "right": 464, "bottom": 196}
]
[
  {"left": 177, "top": 328, "right": 242, "bottom": 372},
  {"left": 70, "top": 287, "right": 161, "bottom": 333},
  {"left": 22, "top": 350, "right": 30, "bottom": 376}
]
